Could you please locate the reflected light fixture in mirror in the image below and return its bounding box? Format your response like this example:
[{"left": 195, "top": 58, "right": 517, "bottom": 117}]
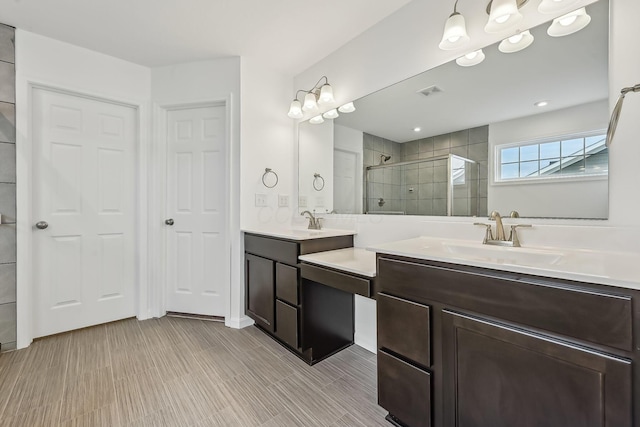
[
  {"left": 498, "top": 30, "right": 534, "bottom": 53},
  {"left": 323, "top": 109, "right": 339, "bottom": 119},
  {"left": 547, "top": 7, "right": 591, "bottom": 37},
  {"left": 456, "top": 49, "right": 486, "bottom": 67},
  {"left": 538, "top": 0, "right": 579, "bottom": 14},
  {"left": 309, "top": 115, "right": 324, "bottom": 124},
  {"left": 338, "top": 102, "right": 356, "bottom": 113},
  {"left": 439, "top": 0, "right": 470, "bottom": 50}
]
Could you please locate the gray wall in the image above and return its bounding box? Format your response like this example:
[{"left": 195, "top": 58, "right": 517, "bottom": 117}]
[{"left": 0, "top": 24, "right": 16, "bottom": 352}]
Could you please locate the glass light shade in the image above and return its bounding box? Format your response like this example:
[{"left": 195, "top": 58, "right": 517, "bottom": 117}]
[
  {"left": 538, "top": 0, "right": 579, "bottom": 14},
  {"left": 287, "top": 99, "right": 303, "bottom": 119},
  {"left": 498, "top": 30, "right": 534, "bottom": 53},
  {"left": 303, "top": 92, "right": 318, "bottom": 112},
  {"left": 338, "top": 102, "right": 356, "bottom": 113},
  {"left": 547, "top": 8, "right": 591, "bottom": 37},
  {"left": 438, "top": 12, "right": 470, "bottom": 50},
  {"left": 484, "top": 0, "right": 523, "bottom": 33},
  {"left": 309, "top": 115, "right": 324, "bottom": 124},
  {"left": 318, "top": 84, "right": 335, "bottom": 105},
  {"left": 322, "top": 109, "right": 339, "bottom": 119},
  {"left": 456, "top": 49, "right": 486, "bottom": 67}
]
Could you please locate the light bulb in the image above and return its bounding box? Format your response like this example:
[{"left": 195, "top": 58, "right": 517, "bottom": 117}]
[
  {"left": 508, "top": 33, "right": 523, "bottom": 43},
  {"left": 318, "top": 84, "right": 334, "bottom": 105},
  {"left": 287, "top": 100, "right": 303, "bottom": 119},
  {"left": 495, "top": 14, "right": 510, "bottom": 24},
  {"left": 559, "top": 15, "right": 577, "bottom": 26},
  {"left": 439, "top": 12, "right": 470, "bottom": 50},
  {"left": 303, "top": 92, "right": 318, "bottom": 112},
  {"left": 499, "top": 30, "right": 534, "bottom": 53}
]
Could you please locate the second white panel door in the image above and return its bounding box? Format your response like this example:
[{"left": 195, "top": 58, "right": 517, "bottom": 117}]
[{"left": 165, "top": 105, "right": 227, "bottom": 316}]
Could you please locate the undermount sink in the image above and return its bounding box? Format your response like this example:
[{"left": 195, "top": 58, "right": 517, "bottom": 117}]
[{"left": 440, "top": 241, "right": 564, "bottom": 266}]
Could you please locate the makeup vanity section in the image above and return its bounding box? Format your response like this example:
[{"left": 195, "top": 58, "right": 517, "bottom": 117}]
[{"left": 243, "top": 228, "right": 376, "bottom": 364}]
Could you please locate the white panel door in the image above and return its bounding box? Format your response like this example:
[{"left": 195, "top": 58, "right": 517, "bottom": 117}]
[
  {"left": 32, "top": 88, "right": 137, "bottom": 338},
  {"left": 165, "top": 105, "right": 226, "bottom": 316},
  {"left": 334, "top": 149, "right": 358, "bottom": 214}
]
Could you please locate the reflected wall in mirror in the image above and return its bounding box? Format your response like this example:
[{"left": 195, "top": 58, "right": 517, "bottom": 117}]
[{"left": 298, "top": 0, "right": 609, "bottom": 219}]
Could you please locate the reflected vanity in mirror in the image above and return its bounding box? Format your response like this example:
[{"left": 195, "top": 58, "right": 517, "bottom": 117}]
[{"left": 298, "top": 0, "right": 608, "bottom": 219}]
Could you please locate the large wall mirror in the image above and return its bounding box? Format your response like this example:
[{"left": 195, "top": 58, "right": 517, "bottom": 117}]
[{"left": 298, "top": 0, "right": 608, "bottom": 219}]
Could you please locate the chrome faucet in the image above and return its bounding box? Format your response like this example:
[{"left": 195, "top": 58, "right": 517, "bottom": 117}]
[
  {"left": 474, "top": 210, "right": 531, "bottom": 247},
  {"left": 300, "top": 210, "right": 322, "bottom": 230}
]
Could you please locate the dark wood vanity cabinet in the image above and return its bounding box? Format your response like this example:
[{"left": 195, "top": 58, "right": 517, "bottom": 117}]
[
  {"left": 376, "top": 254, "right": 637, "bottom": 427},
  {"left": 244, "top": 233, "right": 354, "bottom": 364}
]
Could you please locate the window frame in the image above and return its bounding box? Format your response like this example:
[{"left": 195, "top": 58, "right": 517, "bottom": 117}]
[{"left": 493, "top": 129, "right": 608, "bottom": 185}]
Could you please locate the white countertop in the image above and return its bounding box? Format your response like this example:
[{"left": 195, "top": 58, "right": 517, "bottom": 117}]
[
  {"left": 242, "top": 227, "right": 356, "bottom": 241},
  {"left": 299, "top": 248, "right": 377, "bottom": 278},
  {"left": 369, "top": 236, "right": 640, "bottom": 291}
]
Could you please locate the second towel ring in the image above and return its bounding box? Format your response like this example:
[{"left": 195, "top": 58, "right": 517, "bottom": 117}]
[
  {"left": 262, "top": 168, "right": 279, "bottom": 188},
  {"left": 313, "top": 173, "right": 325, "bottom": 191}
]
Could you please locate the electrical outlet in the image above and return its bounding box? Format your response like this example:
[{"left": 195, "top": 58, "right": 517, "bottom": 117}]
[
  {"left": 315, "top": 196, "right": 324, "bottom": 207},
  {"left": 298, "top": 195, "right": 307, "bottom": 207},
  {"left": 278, "top": 194, "right": 289, "bottom": 207},
  {"left": 255, "top": 193, "right": 268, "bottom": 207}
]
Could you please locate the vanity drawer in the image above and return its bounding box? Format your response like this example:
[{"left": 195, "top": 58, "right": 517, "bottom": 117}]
[
  {"left": 300, "top": 263, "right": 371, "bottom": 297},
  {"left": 245, "top": 234, "right": 298, "bottom": 265},
  {"left": 275, "top": 300, "right": 299, "bottom": 349},
  {"left": 378, "top": 257, "right": 633, "bottom": 351},
  {"left": 378, "top": 292, "right": 431, "bottom": 367},
  {"left": 378, "top": 349, "right": 432, "bottom": 427},
  {"left": 276, "top": 263, "right": 299, "bottom": 305}
]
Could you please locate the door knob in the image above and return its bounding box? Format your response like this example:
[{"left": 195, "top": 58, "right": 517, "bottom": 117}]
[
  {"left": 35, "top": 221, "right": 49, "bottom": 230},
  {"left": 165, "top": 218, "right": 174, "bottom": 226}
]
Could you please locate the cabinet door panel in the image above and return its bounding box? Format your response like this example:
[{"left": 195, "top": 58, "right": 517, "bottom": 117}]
[
  {"left": 276, "top": 263, "right": 299, "bottom": 305},
  {"left": 442, "top": 310, "right": 632, "bottom": 427},
  {"left": 276, "top": 300, "right": 299, "bottom": 348},
  {"left": 245, "top": 254, "right": 275, "bottom": 332},
  {"left": 378, "top": 349, "right": 431, "bottom": 427},
  {"left": 378, "top": 292, "right": 431, "bottom": 367}
]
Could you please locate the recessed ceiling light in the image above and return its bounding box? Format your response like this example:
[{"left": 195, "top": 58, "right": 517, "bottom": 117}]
[
  {"left": 413, "top": 127, "right": 422, "bottom": 132},
  {"left": 534, "top": 100, "right": 549, "bottom": 107}
]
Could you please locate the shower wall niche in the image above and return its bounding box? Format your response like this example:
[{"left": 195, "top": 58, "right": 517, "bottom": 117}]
[{"left": 362, "top": 127, "right": 488, "bottom": 216}]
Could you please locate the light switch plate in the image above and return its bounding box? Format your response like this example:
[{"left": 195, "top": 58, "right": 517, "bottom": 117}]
[
  {"left": 278, "top": 194, "right": 289, "bottom": 207},
  {"left": 255, "top": 194, "right": 268, "bottom": 207},
  {"left": 298, "top": 195, "right": 307, "bottom": 207}
]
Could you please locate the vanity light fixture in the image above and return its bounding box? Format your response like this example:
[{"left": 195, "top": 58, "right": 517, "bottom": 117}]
[
  {"left": 309, "top": 115, "right": 325, "bottom": 125},
  {"left": 322, "top": 109, "right": 339, "bottom": 119},
  {"left": 338, "top": 102, "right": 356, "bottom": 113},
  {"left": 484, "top": 0, "right": 524, "bottom": 34},
  {"left": 547, "top": 7, "right": 591, "bottom": 37},
  {"left": 456, "top": 49, "right": 486, "bottom": 67},
  {"left": 439, "top": 0, "right": 470, "bottom": 50},
  {"left": 538, "top": 0, "right": 579, "bottom": 14},
  {"left": 498, "top": 30, "right": 534, "bottom": 53},
  {"left": 288, "top": 76, "right": 335, "bottom": 119}
]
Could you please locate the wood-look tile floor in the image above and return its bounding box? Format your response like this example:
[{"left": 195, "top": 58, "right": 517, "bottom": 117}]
[{"left": 0, "top": 317, "right": 389, "bottom": 426}]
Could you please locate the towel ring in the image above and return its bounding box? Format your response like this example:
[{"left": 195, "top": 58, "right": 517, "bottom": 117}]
[
  {"left": 313, "top": 173, "right": 325, "bottom": 191},
  {"left": 262, "top": 168, "right": 278, "bottom": 188}
]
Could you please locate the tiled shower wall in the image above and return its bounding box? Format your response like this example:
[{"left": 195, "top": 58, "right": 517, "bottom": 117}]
[
  {"left": 363, "top": 126, "right": 488, "bottom": 216},
  {"left": 0, "top": 24, "right": 16, "bottom": 352}
]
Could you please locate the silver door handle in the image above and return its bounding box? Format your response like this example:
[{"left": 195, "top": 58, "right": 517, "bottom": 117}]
[
  {"left": 35, "top": 221, "right": 48, "bottom": 230},
  {"left": 165, "top": 218, "right": 174, "bottom": 226}
]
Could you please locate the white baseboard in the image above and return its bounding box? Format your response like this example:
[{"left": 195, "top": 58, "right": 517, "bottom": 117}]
[
  {"left": 354, "top": 332, "right": 377, "bottom": 354},
  {"left": 225, "top": 316, "right": 255, "bottom": 329}
]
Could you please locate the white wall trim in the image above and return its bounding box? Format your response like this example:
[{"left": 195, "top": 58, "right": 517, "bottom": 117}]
[
  {"left": 225, "top": 315, "right": 255, "bottom": 329},
  {"left": 16, "top": 79, "right": 148, "bottom": 348},
  {"left": 150, "top": 98, "right": 233, "bottom": 323}
]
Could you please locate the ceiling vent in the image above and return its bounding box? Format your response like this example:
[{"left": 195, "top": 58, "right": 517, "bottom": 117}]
[{"left": 417, "top": 85, "right": 443, "bottom": 97}]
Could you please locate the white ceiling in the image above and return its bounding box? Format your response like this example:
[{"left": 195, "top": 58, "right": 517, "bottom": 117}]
[
  {"left": 334, "top": 0, "right": 608, "bottom": 142},
  {"left": 0, "top": 0, "right": 412, "bottom": 74}
]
